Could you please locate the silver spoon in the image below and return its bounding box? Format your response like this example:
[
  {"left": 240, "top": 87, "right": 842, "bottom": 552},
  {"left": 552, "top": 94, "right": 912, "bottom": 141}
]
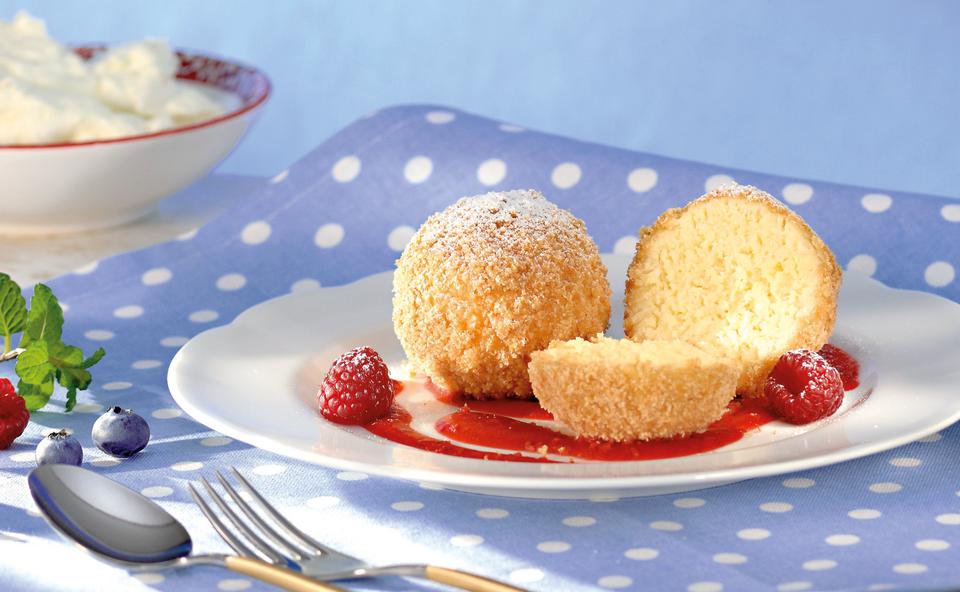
[{"left": 28, "top": 464, "right": 343, "bottom": 591}]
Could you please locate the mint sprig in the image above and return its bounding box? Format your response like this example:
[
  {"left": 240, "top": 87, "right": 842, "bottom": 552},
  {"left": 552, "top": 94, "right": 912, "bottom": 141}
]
[{"left": 0, "top": 275, "right": 105, "bottom": 412}]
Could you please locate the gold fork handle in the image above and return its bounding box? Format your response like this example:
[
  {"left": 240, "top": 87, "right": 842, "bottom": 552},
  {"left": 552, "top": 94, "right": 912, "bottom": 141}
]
[
  {"left": 225, "top": 556, "right": 348, "bottom": 592},
  {"left": 425, "top": 565, "right": 529, "bottom": 592}
]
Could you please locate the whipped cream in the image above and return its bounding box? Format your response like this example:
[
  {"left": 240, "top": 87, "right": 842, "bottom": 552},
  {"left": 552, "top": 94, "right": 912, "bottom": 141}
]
[{"left": 0, "top": 11, "right": 226, "bottom": 145}]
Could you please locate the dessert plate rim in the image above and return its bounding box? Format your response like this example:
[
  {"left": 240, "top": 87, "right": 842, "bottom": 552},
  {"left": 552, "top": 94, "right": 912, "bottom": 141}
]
[{"left": 168, "top": 254, "right": 960, "bottom": 498}]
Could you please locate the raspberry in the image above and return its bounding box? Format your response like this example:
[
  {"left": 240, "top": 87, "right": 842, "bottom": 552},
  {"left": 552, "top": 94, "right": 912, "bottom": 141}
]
[
  {"left": 817, "top": 344, "right": 860, "bottom": 390},
  {"left": 317, "top": 347, "right": 395, "bottom": 425},
  {"left": 0, "top": 379, "right": 29, "bottom": 449},
  {"left": 765, "top": 349, "right": 844, "bottom": 424}
]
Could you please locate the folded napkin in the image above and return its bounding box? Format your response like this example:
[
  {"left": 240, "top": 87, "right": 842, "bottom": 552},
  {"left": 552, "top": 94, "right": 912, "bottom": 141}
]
[{"left": 1, "top": 105, "right": 958, "bottom": 592}]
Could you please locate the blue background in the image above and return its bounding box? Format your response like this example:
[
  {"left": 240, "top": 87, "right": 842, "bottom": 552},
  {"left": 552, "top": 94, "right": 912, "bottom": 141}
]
[{"left": 2, "top": 0, "right": 958, "bottom": 198}]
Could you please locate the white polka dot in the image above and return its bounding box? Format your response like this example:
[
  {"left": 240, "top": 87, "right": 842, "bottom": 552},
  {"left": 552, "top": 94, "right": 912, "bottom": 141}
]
[
  {"left": 73, "top": 261, "right": 99, "bottom": 275},
  {"left": 306, "top": 496, "right": 340, "bottom": 509},
  {"left": 687, "top": 582, "right": 723, "bottom": 592},
  {"left": 425, "top": 111, "right": 455, "bottom": 124},
  {"left": 537, "top": 541, "right": 571, "bottom": 553},
  {"left": 919, "top": 432, "right": 942, "bottom": 442},
  {"left": 177, "top": 228, "right": 198, "bottom": 241},
  {"left": 217, "top": 579, "right": 252, "bottom": 591},
  {"left": 760, "top": 502, "right": 793, "bottom": 513},
  {"left": 869, "top": 482, "right": 902, "bottom": 493},
  {"left": 59, "top": 303, "right": 70, "bottom": 313},
  {"left": 916, "top": 539, "right": 950, "bottom": 551},
  {"left": 336, "top": 471, "right": 368, "bottom": 481},
  {"left": 935, "top": 513, "right": 960, "bottom": 525},
  {"left": 782, "top": 183, "right": 814, "bottom": 205},
  {"left": 269, "top": 169, "right": 289, "bottom": 184},
  {"left": 563, "top": 516, "right": 596, "bottom": 527},
  {"left": 674, "top": 497, "right": 705, "bottom": 508},
  {"left": 867, "top": 585, "right": 895, "bottom": 591},
  {"left": 189, "top": 309, "right": 219, "bottom": 323},
  {"left": 783, "top": 477, "right": 816, "bottom": 489},
  {"left": 171, "top": 461, "right": 203, "bottom": 472},
  {"left": 498, "top": 123, "right": 525, "bottom": 133},
  {"left": 132, "top": 360, "right": 162, "bottom": 370},
  {"left": 846, "top": 254, "right": 877, "bottom": 277},
  {"left": 737, "top": 528, "right": 771, "bottom": 540},
  {"left": 450, "top": 534, "right": 483, "bottom": 547},
  {"left": 477, "top": 158, "right": 507, "bottom": 186},
  {"left": 509, "top": 569, "right": 544, "bottom": 584},
  {"left": 73, "top": 403, "right": 103, "bottom": 414},
  {"left": 290, "top": 279, "right": 321, "bottom": 293},
  {"left": 862, "top": 193, "right": 892, "bottom": 213},
  {"left": 331, "top": 156, "right": 361, "bottom": 183},
  {"left": 200, "top": 436, "right": 232, "bottom": 447},
  {"left": 588, "top": 495, "right": 620, "bottom": 503},
  {"left": 314, "top": 223, "right": 345, "bottom": 248},
  {"left": 612, "top": 236, "right": 638, "bottom": 254},
  {"left": 133, "top": 573, "right": 165, "bottom": 584},
  {"left": 476, "top": 508, "right": 508, "bottom": 519},
  {"left": 625, "top": 547, "right": 659, "bottom": 560},
  {"left": 141, "top": 486, "right": 173, "bottom": 498},
  {"left": 387, "top": 226, "right": 416, "bottom": 252},
  {"left": 91, "top": 457, "right": 120, "bottom": 467},
  {"left": 151, "top": 408, "right": 182, "bottom": 419},
  {"left": 241, "top": 221, "right": 271, "bottom": 245},
  {"left": 103, "top": 381, "right": 132, "bottom": 391},
  {"left": 216, "top": 273, "right": 247, "bottom": 291},
  {"left": 404, "top": 156, "right": 433, "bottom": 184},
  {"left": 598, "top": 575, "right": 632, "bottom": 589},
  {"left": 825, "top": 534, "right": 860, "bottom": 546},
  {"left": 419, "top": 482, "right": 444, "bottom": 491},
  {"left": 113, "top": 305, "right": 143, "bottom": 319},
  {"left": 924, "top": 261, "right": 955, "bottom": 287},
  {"left": 777, "top": 582, "right": 812, "bottom": 592},
  {"left": 941, "top": 204, "right": 960, "bottom": 222},
  {"left": 705, "top": 174, "right": 735, "bottom": 191},
  {"left": 161, "top": 336, "right": 189, "bottom": 347},
  {"left": 713, "top": 553, "right": 747, "bottom": 565},
  {"left": 252, "top": 464, "right": 286, "bottom": 476},
  {"left": 9, "top": 451, "right": 34, "bottom": 462},
  {"left": 893, "top": 563, "right": 927, "bottom": 574},
  {"left": 142, "top": 267, "right": 173, "bottom": 285},
  {"left": 627, "top": 168, "right": 658, "bottom": 193},
  {"left": 848, "top": 508, "right": 882, "bottom": 520},
  {"left": 84, "top": 329, "right": 114, "bottom": 341},
  {"left": 551, "top": 162, "right": 582, "bottom": 189},
  {"left": 802, "top": 559, "right": 837, "bottom": 571},
  {"left": 650, "top": 520, "right": 683, "bottom": 531},
  {"left": 889, "top": 457, "right": 922, "bottom": 467}
]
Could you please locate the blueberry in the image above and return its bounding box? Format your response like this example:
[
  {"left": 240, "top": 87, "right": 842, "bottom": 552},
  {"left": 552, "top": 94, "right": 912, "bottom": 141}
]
[
  {"left": 36, "top": 429, "right": 83, "bottom": 466},
  {"left": 92, "top": 406, "right": 150, "bottom": 458}
]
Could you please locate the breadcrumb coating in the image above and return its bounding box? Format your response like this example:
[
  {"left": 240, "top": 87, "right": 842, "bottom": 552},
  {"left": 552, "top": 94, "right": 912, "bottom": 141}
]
[
  {"left": 529, "top": 336, "right": 738, "bottom": 441},
  {"left": 393, "top": 189, "right": 611, "bottom": 398},
  {"left": 624, "top": 184, "right": 841, "bottom": 396}
]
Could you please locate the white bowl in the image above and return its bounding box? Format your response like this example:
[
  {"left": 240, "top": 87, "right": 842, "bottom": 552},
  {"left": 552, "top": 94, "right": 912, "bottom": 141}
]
[{"left": 0, "top": 47, "right": 270, "bottom": 235}]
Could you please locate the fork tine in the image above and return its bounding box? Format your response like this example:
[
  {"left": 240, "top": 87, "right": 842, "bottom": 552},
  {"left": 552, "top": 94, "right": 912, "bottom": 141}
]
[
  {"left": 188, "top": 483, "right": 260, "bottom": 559},
  {"left": 230, "top": 467, "right": 336, "bottom": 555},
  {"left": 215, "top": 471, "right": 312, "bottom": 560},
  {"left": 199, "top": 476, "right": 286, "bottom": 565}
]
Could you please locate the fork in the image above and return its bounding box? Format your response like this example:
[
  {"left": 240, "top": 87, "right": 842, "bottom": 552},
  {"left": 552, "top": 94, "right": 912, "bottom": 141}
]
[{"left": 189, "top": 468, "right": 528, "bottom": 592}]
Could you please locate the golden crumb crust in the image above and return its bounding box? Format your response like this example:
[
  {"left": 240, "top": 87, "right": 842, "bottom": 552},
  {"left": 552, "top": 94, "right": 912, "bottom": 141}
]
[
  {"left": 624, "top": 183, "right": 842, "bottom": 396},
  {"left": 528, "top": 336, "right": 738, "bottom": 441},
  {"left": 393, "top": 189, "right": 611, "bottom": 399}
]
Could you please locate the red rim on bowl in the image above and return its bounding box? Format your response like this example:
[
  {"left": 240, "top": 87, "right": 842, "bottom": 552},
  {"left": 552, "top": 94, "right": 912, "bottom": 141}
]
[{"left": 0, "top": 46, "right": 271, "bottom": 150}]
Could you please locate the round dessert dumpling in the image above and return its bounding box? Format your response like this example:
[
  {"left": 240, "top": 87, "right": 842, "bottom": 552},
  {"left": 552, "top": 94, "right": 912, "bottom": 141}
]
[
  {"left": 393, "top": 189, "right": 611, "bottom": 399},
  {"left": 624, "top": 183, "right": 842, "bottom": 396}
]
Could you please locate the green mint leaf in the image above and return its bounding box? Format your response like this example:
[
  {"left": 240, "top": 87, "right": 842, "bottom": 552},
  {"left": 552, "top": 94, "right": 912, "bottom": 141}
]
[
  {"left": 15, "top": 341, "right": 53, "bottom": 385},
  {"left": 64, "top": 386, "right": 77, "bottom": 412},
  {"left": 19, "top": 284, "right": 63, "bottom": 349},
  {"left": 17, "top": 377, "right": 54, "bottom": 412},
  {"left": 81, "top": 347, "right": 106, "bottom": 369},
  {"left": 0, "top": 274, "right": 27, "bottom": 352}
]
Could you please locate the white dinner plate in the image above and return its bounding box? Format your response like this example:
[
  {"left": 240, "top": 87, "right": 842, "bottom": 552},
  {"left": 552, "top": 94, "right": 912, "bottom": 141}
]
[{"left": 168, "top": 254, "right": 960, "bottom": 499}]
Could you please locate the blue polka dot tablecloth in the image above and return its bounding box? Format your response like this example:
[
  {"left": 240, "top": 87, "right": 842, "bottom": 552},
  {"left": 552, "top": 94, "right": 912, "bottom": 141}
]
[{"left": 1, "top": 105, "right": 959, "bottom": 592}]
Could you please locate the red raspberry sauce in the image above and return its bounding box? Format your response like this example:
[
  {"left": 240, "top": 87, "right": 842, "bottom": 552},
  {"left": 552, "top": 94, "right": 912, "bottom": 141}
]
[{"left": 817, "top": 344, "right": 860, "bottom": 390}]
